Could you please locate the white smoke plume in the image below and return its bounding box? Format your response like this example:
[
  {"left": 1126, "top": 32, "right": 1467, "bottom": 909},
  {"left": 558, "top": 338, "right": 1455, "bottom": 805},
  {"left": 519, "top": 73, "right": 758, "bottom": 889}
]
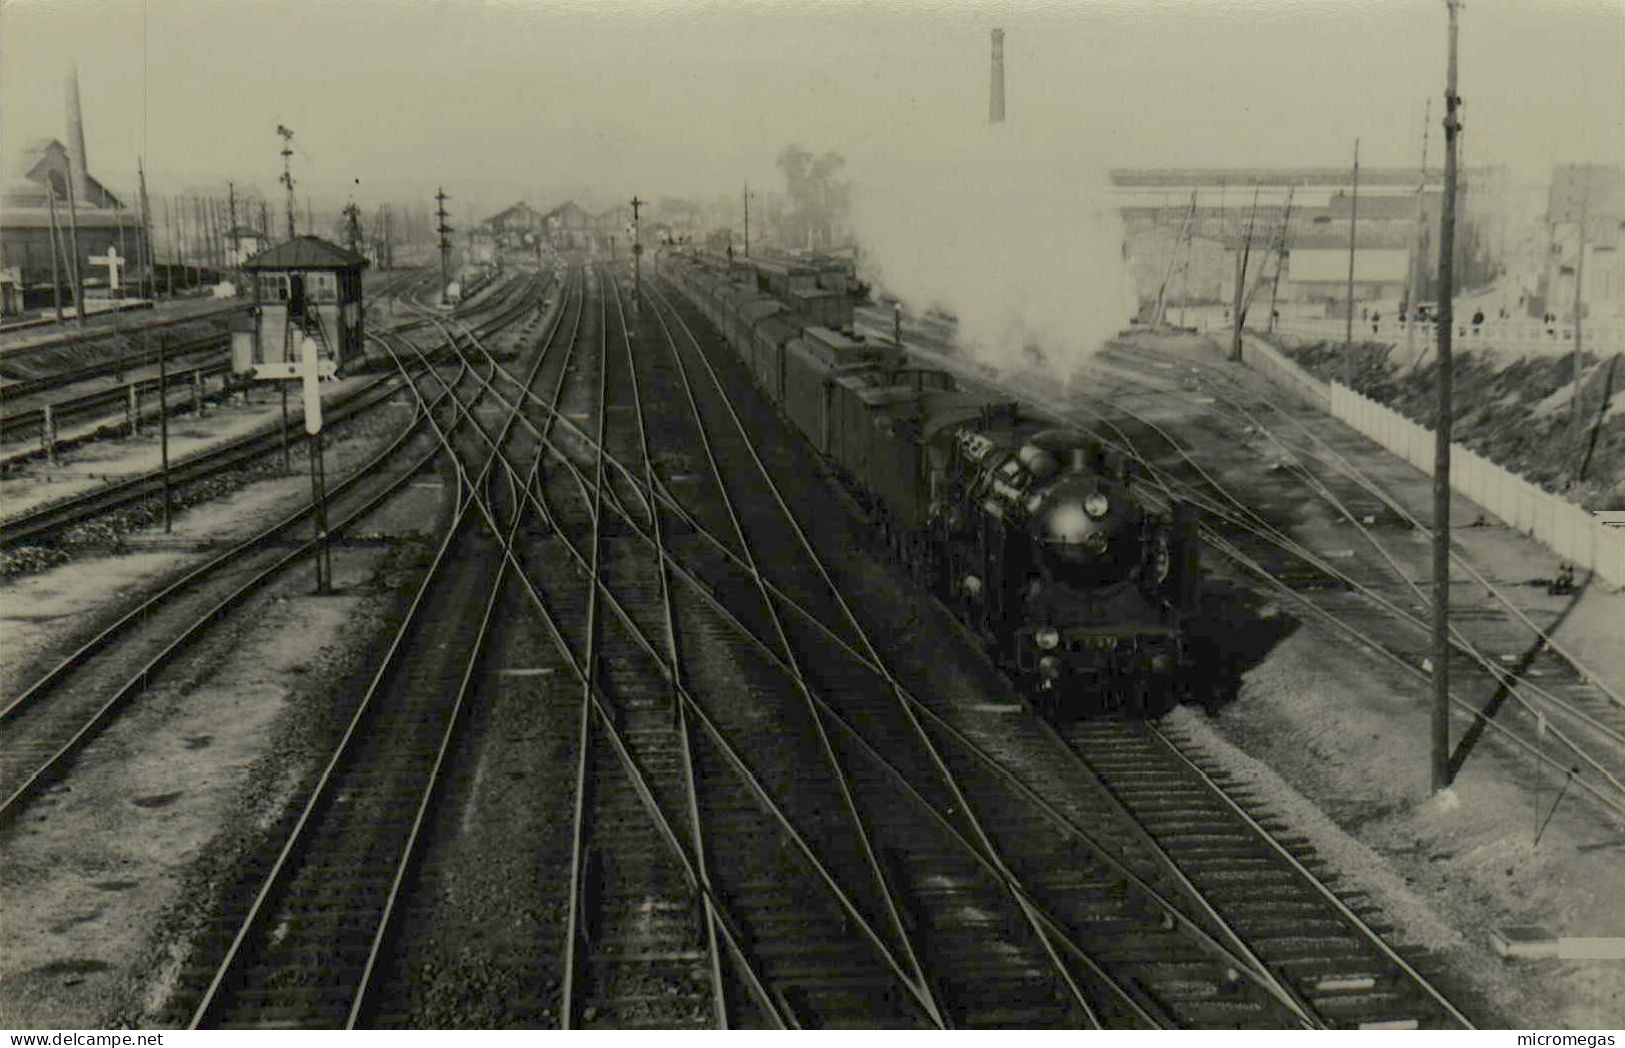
[{"left": 849, "top": 115, "right": 1135, "bottom": 376}]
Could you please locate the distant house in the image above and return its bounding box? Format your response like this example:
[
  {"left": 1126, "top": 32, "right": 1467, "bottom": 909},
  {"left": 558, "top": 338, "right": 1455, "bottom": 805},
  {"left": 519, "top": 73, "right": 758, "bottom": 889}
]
[
  {"left": 1541, "top": 165, "right": 1625, "bottom": 322},
  {"left": 478, "top": 201, "right": 545, "bottom": 249},
  {"left": 223, "top": 226, "right": 267, "bottom": 268},
  {"left": 542, "top": 201, "right": 595, "bottom": 249},
  {"left": 0, "top": 267, "right": 22, "bottom": 317}
]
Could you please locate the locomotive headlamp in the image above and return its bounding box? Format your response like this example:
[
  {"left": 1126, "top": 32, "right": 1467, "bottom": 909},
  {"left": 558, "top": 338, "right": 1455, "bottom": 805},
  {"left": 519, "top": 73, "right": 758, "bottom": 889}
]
[
  {"left": 1038, "top": 655, "right": 1065, "bottom": 680},
  {"left": 1084, "top": 492, "right": 1110, "bottom": 518},
  {"left": 1150, "top": 653, "right": 1175, "bottom": 673},
  {"left": 1035, "top": 626, "right": 1061, "bottom": 650},
  {"left": 961, "top": 574, "right": 984, "bottom": 598}
]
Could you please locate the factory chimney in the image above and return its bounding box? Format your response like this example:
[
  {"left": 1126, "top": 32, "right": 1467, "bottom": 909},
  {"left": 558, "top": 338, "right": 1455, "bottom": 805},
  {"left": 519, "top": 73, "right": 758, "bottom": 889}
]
[
  {"left": 65, "top": 68, "right": 89, "bottom": 199},
  {"left": 989, "top": 29, "right": 1005, "bottom": 124}
]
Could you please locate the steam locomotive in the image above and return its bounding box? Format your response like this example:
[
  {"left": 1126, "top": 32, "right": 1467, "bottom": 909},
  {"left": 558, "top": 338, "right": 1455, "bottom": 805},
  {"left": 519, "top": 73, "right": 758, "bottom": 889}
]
[{"left": 660, "top": 250, "right": 1199, "bottom": 715}]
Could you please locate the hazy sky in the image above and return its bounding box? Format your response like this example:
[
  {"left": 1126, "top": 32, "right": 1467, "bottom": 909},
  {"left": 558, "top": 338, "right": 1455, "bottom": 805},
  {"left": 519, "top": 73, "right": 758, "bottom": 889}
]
[{"left": 2, "top": 0, "right": 1621, "bottom": 221}]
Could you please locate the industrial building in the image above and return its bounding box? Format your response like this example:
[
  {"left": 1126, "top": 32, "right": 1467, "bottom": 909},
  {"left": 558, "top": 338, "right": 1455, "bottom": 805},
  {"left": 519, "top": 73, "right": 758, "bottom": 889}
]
[
  {"left": 0, "top": 73, "right": 148, "bottom": 315},
  {"left": 1539, "top": 164, "right": 1625, "bottom": 322},
  {"left": 1114, "top": 167, "right": 1459, "bottom": 316}
]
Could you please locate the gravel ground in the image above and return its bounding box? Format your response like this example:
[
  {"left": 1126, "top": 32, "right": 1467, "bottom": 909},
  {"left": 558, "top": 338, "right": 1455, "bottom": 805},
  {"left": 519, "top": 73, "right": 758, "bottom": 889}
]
[
  {"left": 1096, "top": 331, "right": 1625, "bottom": 1028},
  {"left": 1168, "top": 620, "right": 1625, "bottom": 1029},
  {"left": 0, "top": 381, "right": 414, "bottom": 581},
  {"left": 0, "top": 546, "right": 397, "bottom": 1027},
  {"left": 0, "top": 376, "right": 380, "bottom": 522},
  {"left": 0, "top": 379, "right": 441, "bottom": 1027},
  {"left": 377, "top": 586, "right": 578, "bottom": 1028}
]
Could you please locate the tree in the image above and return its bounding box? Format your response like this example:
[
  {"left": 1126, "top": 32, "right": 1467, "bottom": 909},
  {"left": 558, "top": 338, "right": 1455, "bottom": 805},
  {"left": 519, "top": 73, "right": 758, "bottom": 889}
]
[{"left": 777, "top": 145, "right": 849, "bottom": 250}]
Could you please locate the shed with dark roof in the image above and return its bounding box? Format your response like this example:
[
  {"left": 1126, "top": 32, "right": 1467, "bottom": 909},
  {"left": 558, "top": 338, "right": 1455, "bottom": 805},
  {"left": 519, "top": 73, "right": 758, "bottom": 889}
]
[{"left": 242, "top": 235, "right": 367, "bottom": 374}]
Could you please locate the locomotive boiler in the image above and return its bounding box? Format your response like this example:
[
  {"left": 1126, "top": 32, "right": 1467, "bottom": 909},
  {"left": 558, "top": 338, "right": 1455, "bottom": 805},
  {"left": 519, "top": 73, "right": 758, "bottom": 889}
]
[{"left": 658, "top": 248, "right": 1199, "bottom": 715}]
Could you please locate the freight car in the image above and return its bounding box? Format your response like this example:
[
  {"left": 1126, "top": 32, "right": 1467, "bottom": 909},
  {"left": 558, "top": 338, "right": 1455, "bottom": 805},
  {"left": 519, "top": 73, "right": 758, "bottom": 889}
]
[{"left": 657, "top": 249, "right": 1198, "bottom": 714}]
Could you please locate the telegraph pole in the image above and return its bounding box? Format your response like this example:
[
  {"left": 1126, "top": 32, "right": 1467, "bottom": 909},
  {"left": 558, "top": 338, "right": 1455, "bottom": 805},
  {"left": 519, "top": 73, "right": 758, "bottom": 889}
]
[
  {"left": 1432, "top": 0, "right": 1463, "bottom": 794},
  {"left": 1405, "top": 98, "right": 1432, "bottom": 363},
  {"left": 228, "top": 182, "right": 240, "bottom": 278},
  {"left": 138, "top": 160, "right": 172, "bottom": 532},
  {"left": 63, "top": 167, "right": 88, "bottom": 325},
  {"left": 742, "top": 181, "right": 751, "bottom": 258},
  {"left": 631, "top": 195, "right": 644, "bottom": 313},
  {"left": 435, "top": 187, "right": 453, "bottom": 305},
  {"left": 1229, "top": 185, "right": 1259, "bottom": 362},
  {"left": 1154, "top": 191, "right": 1197, "bottom": 330},
  {"left": 1344, "top": 138, "right": 1361, "bottom": 386},
  {"left": 277, "top": 125, "right": 297, "bottom": 240},
  {"left": 45, "top": 180, "right": 66, "bottom": 322},
  {"left": 1266, "top": 187, "right": 1295, "bottom": 333},
  {"left": 1569, "top": 184, "right": 1589, "bottom": 471}
]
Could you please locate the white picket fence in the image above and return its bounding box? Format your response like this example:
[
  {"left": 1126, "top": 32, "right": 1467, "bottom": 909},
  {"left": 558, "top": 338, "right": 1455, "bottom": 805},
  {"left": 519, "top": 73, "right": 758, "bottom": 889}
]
[{"left": 1241, "top": 337, "right": 1625, "bottom": 588}]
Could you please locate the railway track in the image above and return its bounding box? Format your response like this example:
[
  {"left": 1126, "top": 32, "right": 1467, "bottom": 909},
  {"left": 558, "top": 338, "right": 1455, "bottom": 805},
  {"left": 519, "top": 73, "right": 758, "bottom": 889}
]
[
  {"left": 169, "top": 272, "right": 570, "bottom": 1028},
  {"left": 0, "top": 303, "right": 248, "bottom": 363},
  {"left": 642, "top": 273, "right": 1480, "bottom": 1028},
  {"left": 1059, "top": 345, "right": 1625, "bottom": 820},
  {"left": 385, "top": 269, "right": 1419, "bottom": 1027},
  {"left": 1055, "top": 717, "right": 1471, "bottom": 1029},
  {"left": 1095, "top": 341, "right": 1625, "bottom": 721},
  {"left": 131, "top": 260, "right": 1478, "bottom": 1028},
  {"left": 0, "top": 280, "right": 553, "bottom": 831},
  {"left": 0, "top": 272, "right": 430, "bottom": 459},
  {"left": 1, "top": 358, "right": 232, "bottom": 451},
  {"left": 1, "top": 331, "right": 229, "bottom": 402},
  {"left": 873, "top": 316, "right": 1625, "bottom": 824},
  {"left": 0, "top": 276, "right": 537, "bottom": 550}
]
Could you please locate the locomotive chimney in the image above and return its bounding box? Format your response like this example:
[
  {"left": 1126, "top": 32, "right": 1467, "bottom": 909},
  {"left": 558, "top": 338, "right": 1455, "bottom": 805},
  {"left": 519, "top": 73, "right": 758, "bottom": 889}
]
[
  {"left": 65, "top": 68, "right": 90, "bottom": 198},
  {"left": 989, "top": 29, "right": 1005, "bottom": 125}
]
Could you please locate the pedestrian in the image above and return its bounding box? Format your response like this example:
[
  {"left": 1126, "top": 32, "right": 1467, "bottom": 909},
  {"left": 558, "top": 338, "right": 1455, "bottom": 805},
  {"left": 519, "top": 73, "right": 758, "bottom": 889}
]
[
  {"left": 1471, "top": 308, "right": 1483, "bottom": 334},
  {"left": 1371, "top": 311, "right": 1380, "bottom": 334}
]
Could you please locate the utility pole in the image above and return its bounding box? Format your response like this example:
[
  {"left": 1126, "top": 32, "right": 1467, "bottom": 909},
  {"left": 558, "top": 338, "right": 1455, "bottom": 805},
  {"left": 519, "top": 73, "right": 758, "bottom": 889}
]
[
  {"left": 45, "top": 179, "right": 66, "bottom": 322},
  {"left": 1405, "top": 98, "right": 1433, "bottom": 363},
  {"left": 1178, "top": 190, "right": 1197, "bottom": 328},
  {"left": 1266, "top": 187, "right": 1295, "bottom": 333},
  {"left": 137, "top": 160, "right": 172, "bottom": 532},
  {"left": 1229, "top": 185, "right": 1259, "bottom": 362},
  {"left": 1432, "top": 0, "right": 1463, "bottom": 794},
  {"left": 278, "top": 124, "right": 297, "bottom": 240},
  {"left": 228, "top": 182, "right": 241, "bottom": 281},
  {"left": 631, "top": 195, "right": 644, "bottom": 313},
  {"left": 135, "top": 163, "right": 154, "bottom": 302},
  {"left": 743, "top": 181, "right": 751, "bottom": 258},
  {"left": 1344, "top": 138, "right": 1361, "bottom": 386},
  {"left": 1154, "top": 191, "right": 1197, "bottom": 330},
  {"left": 162, "top": 197, "right": 174, "bottom": 298},
  {"left": 63, "top": 167, "right": 88, "bottom": 325},
  {"left": 435, "top": 187, "right": 452, "bottom": 305},
  {"left": 1569, "top": 182, "right": 1589, "bottom": 470}
]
